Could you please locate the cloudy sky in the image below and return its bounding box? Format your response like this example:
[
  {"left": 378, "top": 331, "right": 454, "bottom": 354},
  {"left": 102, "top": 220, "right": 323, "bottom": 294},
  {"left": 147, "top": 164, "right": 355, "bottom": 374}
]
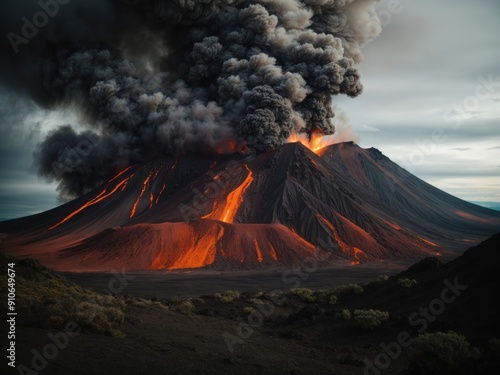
[
  {"left": 0, "top": 0, "right": 499, "bottom": 220},
  {"left": 340, "top": 0, "right": 500, "bottom": 205}
]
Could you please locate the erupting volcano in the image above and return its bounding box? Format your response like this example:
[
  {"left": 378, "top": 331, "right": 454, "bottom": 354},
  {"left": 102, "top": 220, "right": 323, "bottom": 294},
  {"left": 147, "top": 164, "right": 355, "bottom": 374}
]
[
  {"left": 1, "top": 0, "right": 499, "bottom": 272},
  {"left": 2, "top": 141, "right": 499, "bottom": 272}
]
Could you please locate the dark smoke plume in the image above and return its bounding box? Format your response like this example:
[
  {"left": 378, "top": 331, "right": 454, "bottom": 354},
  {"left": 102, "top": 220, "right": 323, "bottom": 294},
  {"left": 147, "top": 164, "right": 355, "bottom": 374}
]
[{"left": 0, "top": 0, "right": 380, "bottom": 198}]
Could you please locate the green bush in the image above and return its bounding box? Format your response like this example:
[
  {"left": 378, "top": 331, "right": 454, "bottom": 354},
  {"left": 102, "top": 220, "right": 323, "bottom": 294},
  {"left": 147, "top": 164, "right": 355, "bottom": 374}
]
[
  {"left": 339, "top": 309, "right": 351, "bottom": 320},
  {"left": 410, "top": 331, "right": 480, "bottom": 372},
  {"left": 376, "top": 275, "right": 390, "bottom": 282},
  {"left": 132, "top": 298, "right": 169, "bottom": 311},
  {"left": 172, "top": 301, "right": 195, "bottom": 315},
  {"left": 313, "top": 289, "right": 330, "bottom": 303},
  {"left": 289, "top": 288, "right": 316, "bottom": 303},
  {"left": 249, "top": 298, "right": 264, "bottom": 305},
  {"left": 398, "top": 278, "right": 417, "bottom": 288},
  {"left": 0, "top": 255, "right": 126, "bottom": 337},
  {"left": 353, "top": 309, "right": 389, "bottom": 330},
  {"left": 243, "top": 307, "right": 256, "bottom": 314},
  {"left": 331, "top": 284, "right": 364, "bottom": 297},
  {"left": 6, "top": 271, "right": 127, "bottom": 337},
  {"left": 328, "top": 295, "right": 338, "bottom": 305},
  {"left": 251, "top": 291, "right": 264, "bottom": 298},
  {"left": 214, "top": 290, "right": 241, "bottom": 303},
  {"left": 269, "top": 290, "right": 284, "bottom": 300}
]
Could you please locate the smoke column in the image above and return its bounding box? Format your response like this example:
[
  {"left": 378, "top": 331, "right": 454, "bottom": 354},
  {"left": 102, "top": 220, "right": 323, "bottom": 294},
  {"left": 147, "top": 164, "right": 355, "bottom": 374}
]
[{"left": 0, "top": 0, "right": 381, "bottom": 198}]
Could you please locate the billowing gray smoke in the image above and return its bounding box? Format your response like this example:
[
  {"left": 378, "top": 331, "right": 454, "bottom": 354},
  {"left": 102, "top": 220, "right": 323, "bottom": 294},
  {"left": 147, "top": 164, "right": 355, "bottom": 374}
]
[{"left": 0, "top": 0, "right": 380, "bottom": 198}]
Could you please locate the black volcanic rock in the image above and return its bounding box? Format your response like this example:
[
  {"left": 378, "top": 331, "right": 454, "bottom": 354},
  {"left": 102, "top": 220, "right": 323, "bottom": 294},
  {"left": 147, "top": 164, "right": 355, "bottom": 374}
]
[{"left": 1, "top": 142, "right": 499, "bottom": 271}]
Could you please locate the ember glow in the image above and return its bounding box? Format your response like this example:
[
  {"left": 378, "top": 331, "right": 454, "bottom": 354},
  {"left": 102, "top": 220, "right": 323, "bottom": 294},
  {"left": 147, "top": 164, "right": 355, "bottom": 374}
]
[
  {"left": 254, "top": 239, "right": 264, "bottom": 263},
  {"left": 203, "top": 166, "right": 254, "bottom": 223},
  {"left": 315, "top": 213, "right": 362, "bottom": 265},
  {"left": 49, "top": 174, "right": 131, "bottom": 230},
  {"left": 288, "top": 131, "right": 335, "bottom": 155},
  {"left": 130, "top": 171, "right": 155, "bottom": 219}
]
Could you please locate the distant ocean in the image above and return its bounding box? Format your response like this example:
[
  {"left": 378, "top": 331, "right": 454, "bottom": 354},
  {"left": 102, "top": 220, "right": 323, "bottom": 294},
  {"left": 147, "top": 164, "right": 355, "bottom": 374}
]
[{"left": 471, "top": 201, "right": 500, "bottom": 211}]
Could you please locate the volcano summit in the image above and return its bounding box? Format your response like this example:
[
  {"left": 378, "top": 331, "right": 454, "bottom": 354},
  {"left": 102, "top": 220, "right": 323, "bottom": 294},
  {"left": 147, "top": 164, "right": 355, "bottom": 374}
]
[{"left": 1, "top": 141, "right": 499, "bottom": 272}]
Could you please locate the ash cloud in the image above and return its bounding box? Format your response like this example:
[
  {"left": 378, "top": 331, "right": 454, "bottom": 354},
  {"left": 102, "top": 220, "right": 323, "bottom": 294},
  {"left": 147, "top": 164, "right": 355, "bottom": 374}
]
[{"left": 0, "top": 0, "right": 380, "bottom": 198}]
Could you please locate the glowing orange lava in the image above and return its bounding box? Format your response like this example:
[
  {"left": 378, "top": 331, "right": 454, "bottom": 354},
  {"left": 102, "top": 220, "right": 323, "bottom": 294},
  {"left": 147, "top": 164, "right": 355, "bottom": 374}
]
[
  {"left": 203, "top": 165, "right": 254, "bottom": 223},
  {"left": 288, "top": 131, "right": 333, "bottom": 155},
  {"left": 386, "top": 221, "right": 401, "bottom": 230},
  {"left": 254, "top": 239, "right": 264, "bottom": 263},
  {"left": 221, "top": 166, "right": 253, "bottom": 222},
  {"left": 289, "top": 228, "right": 317, "bottom": 251},
  {"left": 352, "top": 247, "right": 365, "bottom": 266},
  {"left": 418, "top": 236, "right": 438, "bottom": 247},
  {"left": 147, "top": 224, "right": 223, "bottom": 270},
  {"left": 108, "top": 166, "right": 132, "bottom": 183},
  {"left": 268, "top": 242, "right": 278, "bottom": 261},
  {"left": 130, "top": 171, "right": 154, "bottom": 218},
  {"left": 155, "top": 160, "right": 177, "bottom": 204},
  {"left": 316, "top": 213, "right": 363, "bottom": 265},
  {"left": 149, "top": 192, "right": 154, "bottom": 209},
  {"left": 215, "top": 139, "right": 239, "bottom": 154},
  {"left": 316, "top": 213, "right": 349, "bottom": 253},
  {"left": 49, "top": 177, "right": 130, "bottom": 230}
]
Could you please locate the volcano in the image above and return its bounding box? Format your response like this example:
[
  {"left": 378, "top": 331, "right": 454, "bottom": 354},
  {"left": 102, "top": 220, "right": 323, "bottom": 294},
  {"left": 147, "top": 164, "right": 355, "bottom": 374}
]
[{"left": 1, "top": 142, "right": 499, "bottom": 272}]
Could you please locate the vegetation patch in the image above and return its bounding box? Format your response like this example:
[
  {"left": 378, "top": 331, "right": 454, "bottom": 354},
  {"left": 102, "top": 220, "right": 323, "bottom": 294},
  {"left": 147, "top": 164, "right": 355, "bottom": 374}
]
[
  {"left": 353, "top": 309, "right": 389, "bottom": 330},
  {"left": 409, "top": 331, "right": 480, "bottom": 373},
  {"left": 0, "top": 254, "right": 126, "bottom": 337}
]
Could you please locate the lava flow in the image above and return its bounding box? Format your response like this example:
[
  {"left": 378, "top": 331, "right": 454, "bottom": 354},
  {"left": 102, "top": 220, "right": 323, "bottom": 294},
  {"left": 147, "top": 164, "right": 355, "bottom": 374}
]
[
  {"left": 130, "top": 170, "right": 155, "bottom": 218},
  {"left": 8, "top": 141, "right": 500, "bottom": 273},
  {"left": 49, "top": 172, "right": 132, "bottom": 230},
  {"left": 202, "top": 165, "right": 254, "bottom": 223}
]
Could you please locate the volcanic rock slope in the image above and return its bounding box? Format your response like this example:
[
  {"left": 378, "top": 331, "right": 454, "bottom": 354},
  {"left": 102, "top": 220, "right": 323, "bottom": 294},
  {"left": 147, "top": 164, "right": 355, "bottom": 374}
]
[{"left": 1, "top": 142, "right": 499, "bottom": 271}]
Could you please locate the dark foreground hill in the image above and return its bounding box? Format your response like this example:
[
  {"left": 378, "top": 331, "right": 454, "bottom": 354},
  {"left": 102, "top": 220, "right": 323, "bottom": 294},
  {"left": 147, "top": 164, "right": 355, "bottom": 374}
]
[{"left": 1, "top": 233, "right": 499, "bottom": 375}]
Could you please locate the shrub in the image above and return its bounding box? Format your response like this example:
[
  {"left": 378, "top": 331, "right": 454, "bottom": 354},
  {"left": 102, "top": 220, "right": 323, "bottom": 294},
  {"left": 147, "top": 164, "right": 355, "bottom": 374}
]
[
  {"left": 289, "top": 288, "right": 316, "bottom": 303},
  {"left": 314, "top": 289, "right": 330, "bottom": 303},
  {"left": 9, "top": 273, "right": 127, "bottom": 337},
  {"left": 376, "top": 275, "right": 390, "bottom": 282},
  {"left": 249, "top": 298, "right": 264, "bottom": 305},
  {"left": 133, "top": 298, "right": 169, "bottom": 310},
  {"left": 339, "top": 309, "right": 351, "bottom": 320},
  {"left": 328, "top": 295, "right": 338, "bottom": 305},
  {"left": 251, "top": 291, "right": 264, "bottom": 298},
  {"left": 172, "top": 301, "right": 195, "bottom": 315},
  {"left": 410, "top": 331, "right": 480, "bottom": 372},
  {"left": 353, "top": 309, "right": 389, "bottom": 330},
  {"left": 243, "top": 307, "right": 256, "bottom": 314},
  {"left": 214, "top": 290, "right": 241, "bottom": 303},
  {"left": 331, "top": 284, "right": 364, "bottom": 298},
  {"left": 169, "top": 296, "right": 184, "bottom": 304},
  {"left": 398, "top": 278, "right": 417, "bottom": 288}
]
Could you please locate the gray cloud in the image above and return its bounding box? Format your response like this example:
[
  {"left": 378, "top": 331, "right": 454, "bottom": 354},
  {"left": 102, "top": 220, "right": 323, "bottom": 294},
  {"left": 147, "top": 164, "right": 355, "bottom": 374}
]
[{"left": 0, "top": 0, "right": 381, "bottom": 199}]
